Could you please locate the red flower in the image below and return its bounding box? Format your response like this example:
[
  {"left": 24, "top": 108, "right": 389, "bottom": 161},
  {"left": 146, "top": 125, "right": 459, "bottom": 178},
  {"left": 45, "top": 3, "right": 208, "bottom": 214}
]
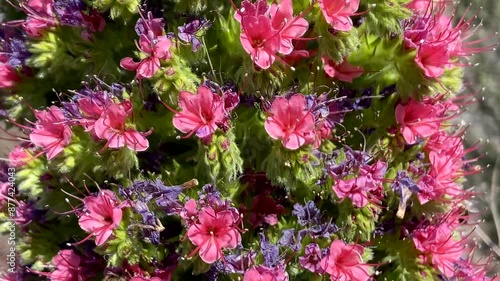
[
  {"left": 187, "top": 206, "right": 241, "bottom": 264},
  {"left": 264, "top": 94, "right": 315, "bottom": 150},
  {"left": 320, "top": 240, "right": 372, "bottom": 281},
  {"left": 248, "top": 195, "right": 285, "bottom": 227},
  {"left": 29, "top": 106, "right": 72, "bottom": 160}
]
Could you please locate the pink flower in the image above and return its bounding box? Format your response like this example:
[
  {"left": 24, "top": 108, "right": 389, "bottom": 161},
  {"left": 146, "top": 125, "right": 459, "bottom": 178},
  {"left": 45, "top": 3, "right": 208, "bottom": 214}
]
[
  {"left": 187, "top": 206, "right": 241, "bottom": 264},
  {"left": 333, "top": 176, "right": 371, "bottom": 208},
  {"left": 239, "top": 15, "right": 281, "bottom": 69},
  {"left": 8, "top": 146, "right": 30, "bottom": 168},
  {"left": 50, "top": 250, "right": 81, "bottom": 281},
  {"left": 414, "top": 42, "right": 450, "bottom": 78},
  {"left": 417, "top": 149, "right": 462, "bottom": 204},
  {"left": 234, "top": 0, "right": 270, "bottom": 22},
  {"left": 403, "top": 2, "right": 491, "bottom": 78},
  {"left": 236, "top": 0, "right": 309, "bottom": 69},
  {"left": 395, "top": 99, "right": 441, "bottom": 144},
  {"left": 268, "top": 0, "right": 309, "bottom": 55},
  {"left": 283, "top": 40, "right": 315, "bottom": 65},
  {"left": 322, "top": 57, "right": 364, "bottom": 82},
  {"left": 425, "top": 131, "right": 465, "bottom": 182},
  {"left": 78, "top": 190, "right": 126, "bottom": 246},
  {"left": 318, "top": 0, "right": 360, "bottom": 31},
  {"left": 320, "top": 240, "right": 372, "bottom": 281},
  {"left": 0, "top": 183, "right": 10, "bottom": 207},
  {"left": 120, "top": 34, "right": 172, "bottom": 79},
  {"left": 243, "top": 265, "right": 288, "bottom": 281},
  {"left": 21, "top": 0, "right": 56, "bottom": 37},
  {"left": 172, "top": 86, "right": 226, "bottom": 140},
  {"left": 29, "top": 106, "right": 72, "bottom": 160},
  {"left": 76, "top": 96, "right": 108, "bottom": 132},
  {"left": 264, "top": 94, "right": 315, "bottom": 150},
  {"left": 0, "top": 61, "right": 20, "bottom": 88},
  {"left": 180, "top": 198, "right": 199, "bottom": 224},
  {"left": 406, "top": 0, "right": 439, "bottom": 15},
  {"left": 413, "top": 222, "right": 464, "bottom": 277},
  {"left": 244, "top": 266, "right": 276, "bottom": 281},
  {"left": 93, "top": 101, "right": 150, "bottom": 151}
]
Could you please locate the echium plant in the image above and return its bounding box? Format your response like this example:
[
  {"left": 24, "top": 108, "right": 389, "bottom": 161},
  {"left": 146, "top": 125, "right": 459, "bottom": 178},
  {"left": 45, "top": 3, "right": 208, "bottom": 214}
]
[{"left": 0, "top": 0, "right": 497, "bottom": 280}]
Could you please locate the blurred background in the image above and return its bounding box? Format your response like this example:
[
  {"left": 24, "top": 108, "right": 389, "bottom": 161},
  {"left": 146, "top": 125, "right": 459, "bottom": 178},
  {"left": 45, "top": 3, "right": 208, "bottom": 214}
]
[
  {"left": 458, "top": 0, "right": 500, "bottom": 272},
  {"left": 0, "top": 0, "right": 499, "bottom": 276}
]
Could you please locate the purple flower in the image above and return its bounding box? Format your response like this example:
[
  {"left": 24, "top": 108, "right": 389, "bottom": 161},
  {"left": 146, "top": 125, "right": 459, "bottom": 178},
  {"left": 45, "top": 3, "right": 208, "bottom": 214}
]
[
  {"left": 392, "top": 171, "right": 420, "bottom": 194},
  {"left": 308, "top": 220, "right": 338, "bottom": 238},
  {"left": 292, "top": 201, "right": 320, "bottom": 226},
  {"left": 0, "top": 161, "right": 9, "bottom": 182},
  {"left": 380, "top": 84, "right": 396, "bottom": 98},
  {"left": 54, "top": 0, "right": 86, "bottom": 26},
  {"left": 130, "top": 200, "right": 161, "bottom": 244},
  {"left": 61, "top": 101, "right": 82, "bottom": 119},
  {"left": 305, "top": 93, "right": 347, "bottom": 128},
  {"left": 206, "top": 261, "right": 224, "bottom": 281},
  {"left": 352, "top": 87, "right": 373, "bottom": 110},
  {"left": 15, "top": 200, "right": 46, "bottom": 230},
  {"left": 0, "top": 27, "right": 31, "bottom": 68},
  {"left": 374, "top": 220, "right": 396, "bottom": 236},
  {"left": 178, "top": 18, "right": 211, "bottom": 52},
  {"left": 324, "top": 147, "right": 370, "bottom": 179},
  {"left": 121, "top": 178, "right": 185, "bottom": 216},
  {"left": 224, "top": 251, "right": 256, "bottom": 274},
  {"left": 392, "top": 171, "right": 420, "bottom": 218},
  {"left": 260, "top": 233, "right": 279, "bottom": 268},
  {"left": 299, "top": 243, "right": 325, "bottom": 273},
  {"left": 278, "top": 229, "right": 304, "bottom": 252},
  {"left": 110, "top": 83, "right": 125, "bottom": 99},
  {"left": 135, "top": 11, "right": 165, "bottom": 38}
]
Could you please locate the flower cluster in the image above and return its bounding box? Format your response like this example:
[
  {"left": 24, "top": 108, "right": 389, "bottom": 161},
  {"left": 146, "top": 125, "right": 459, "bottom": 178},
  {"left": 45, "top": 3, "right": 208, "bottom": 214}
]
[
  {"left": 235, "top": 0, "right": 309, "bottom": 69},
  {"left": 0, "top": 0, "right": 497, "bottom": 280}
]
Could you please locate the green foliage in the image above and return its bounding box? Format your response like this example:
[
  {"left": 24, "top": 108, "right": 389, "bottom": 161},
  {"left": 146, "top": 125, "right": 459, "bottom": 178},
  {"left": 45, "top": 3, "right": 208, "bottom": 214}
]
[
  {"left": 374, "top": 235, "right": 438, "bottom": 281},
  {"left": 361, "top": 0, "right": 413, "bottom": 35},
  {"left": 336, "top": 200, "right": 377, "bottom": 242},
  {"left": 16, "top": 158, "right": 46, "bottom": 198},
  {"left": 88, "top": 0, "right": 140, "bottom": 22},
  {"left": 195, "top": 131, "right": 243, "bottom": 184},
  {"left": 234, "top": 107, "right": 272, "bottom": 169},
  {"left": 262, "top": 143, "right": 322, "bottom": 192},
  {"left": 316, "top": 13, "right": 360, "bottom": 63}
]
